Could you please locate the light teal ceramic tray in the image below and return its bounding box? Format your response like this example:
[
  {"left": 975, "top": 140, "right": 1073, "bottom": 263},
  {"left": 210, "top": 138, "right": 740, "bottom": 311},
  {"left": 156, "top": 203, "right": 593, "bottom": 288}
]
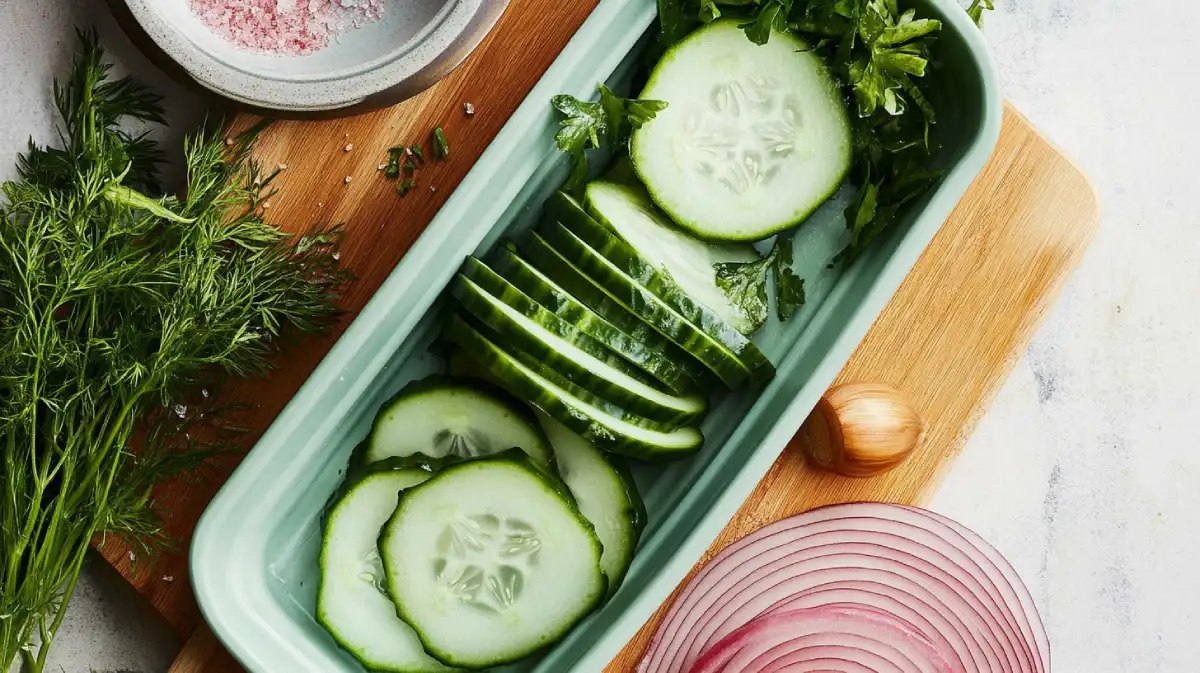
[{"left": 190, "top": 1, "right": 1002, "bottom": 671}]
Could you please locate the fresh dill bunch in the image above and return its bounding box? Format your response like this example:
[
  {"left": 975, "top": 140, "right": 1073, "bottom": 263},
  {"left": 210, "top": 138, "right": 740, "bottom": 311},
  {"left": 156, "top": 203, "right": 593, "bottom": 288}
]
[{"left": 0, "top": 30, "right": 348, "bottom": 672}]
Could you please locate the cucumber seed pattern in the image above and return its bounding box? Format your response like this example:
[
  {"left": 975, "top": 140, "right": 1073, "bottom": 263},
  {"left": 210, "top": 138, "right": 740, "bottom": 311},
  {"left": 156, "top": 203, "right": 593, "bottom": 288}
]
[
  {"left": 433, "top": 428, "right": 494, "bottom": 459},
  {"left": 433, "top": 514, "right": 541, "bottom": 613},
  {"left": 675, "top": 75, "right": 805, "bottom": 195}
]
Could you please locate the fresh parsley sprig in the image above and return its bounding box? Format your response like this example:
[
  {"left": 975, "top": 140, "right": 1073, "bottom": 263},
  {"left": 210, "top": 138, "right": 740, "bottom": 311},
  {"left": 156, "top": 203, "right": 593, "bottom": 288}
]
[
  {"left": 967, "top": 0, "right": 994, "bottom": 26},
  {"left": 715, "top": 235, "right": 806, "bottom": 330},
  {"left": 551, "top": 85, "right": 667, "bottom": 193}
]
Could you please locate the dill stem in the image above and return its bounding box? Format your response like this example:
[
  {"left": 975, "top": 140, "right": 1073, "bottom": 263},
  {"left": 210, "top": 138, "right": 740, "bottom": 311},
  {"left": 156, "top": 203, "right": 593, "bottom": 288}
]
[{"left": 62, "top": 388, "right": 146, "bottom": 514}]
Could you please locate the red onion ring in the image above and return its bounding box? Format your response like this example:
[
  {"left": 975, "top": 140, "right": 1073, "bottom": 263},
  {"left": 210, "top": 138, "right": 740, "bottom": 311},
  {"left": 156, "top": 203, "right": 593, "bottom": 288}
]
[
  {"left": 902, "top": 506, "right": 1050, "bottom": 671},
  {"left": 689, "top": 606, "right": 954, "bottom": 673},
  {"left": 638, "top": 503, "right": 1047, "bottom": 673},
  {"left": 681, "top": 533, "right": 1028, "bottom": 670}
]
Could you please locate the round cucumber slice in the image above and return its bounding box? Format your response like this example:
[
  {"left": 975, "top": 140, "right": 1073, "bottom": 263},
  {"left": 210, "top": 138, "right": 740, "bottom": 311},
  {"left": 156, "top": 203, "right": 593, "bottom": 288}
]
[
  {"left": 380, "top": 452, "right": 606, "bottom": 669},
  {"left": 364, "top": 376, "right": 554, "bottom": 471},
  {"left": 452, "top": 259, "right": 707, "bottom": 425},
  {"left": 317, "top": 469, "right": 451, "bottom": 673},
  {"left": 631, "top": 19, "right": 852, "bottom": 241},
  {"left": 539, "top": 414, "right": 645, "bottom": 597},
  {"left": 442, "top": 312, "right": 704, "bottom": 461}
]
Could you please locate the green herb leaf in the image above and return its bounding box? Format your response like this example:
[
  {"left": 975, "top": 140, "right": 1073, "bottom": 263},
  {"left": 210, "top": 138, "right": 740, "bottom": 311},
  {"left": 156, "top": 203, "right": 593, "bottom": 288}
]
[
  {"left": 550, "top": 87, "right": 667, "bottom": 193},
  {"left": 771, "top": 237, "right": 806, "bottom": 322},
  {"left": 600, "top": 84, "right": 669, "bottom": 144},
  {"left": 714, "top": 235, "right": 806, "bottom": 331},
  {"left": 0, "top": 31, "right": 347, "bottom": 671},
  {"left": 878, "top": 17, "right": 941, "bottom": 45},
  {"left": 551, "top": 94, "right": 605, "bottom": 155},
  {"left": 657, "top": 0, "right": 695, "bottom": 50},
  {"left": 384, "top": 147, "right": 404, "bottom": 178},
  {"left": 699, "top": 0, "right": 722, "bottom": 23},
  {"left": 599, "top": 85, "right": 629, "bottom": 149},
  {"left": 783, "top": 0, "right": 949, "bottom": 264},
  {"left": 409, "top": 144, "right": 426, "bottom": 163},
  {"left": 432, "top": 127, "right": 450, "bottom": 159},
  {"left": 848, "top": 180, "right": 880, "bottom": 245},
  {"left": 966, "top": 0, "right": 994, "bottom": 27},
  {"left": 715, "top": 256, "right": 772, "bottom": 332},
  {"left": 551, "top": 94, "right": 605, "bottom": 192},
  {"left": 398, "top": 178, "right": 417, "bottom": 196},
  {"left": 739, "top": 0, "right": 792, "bottom": 45}
]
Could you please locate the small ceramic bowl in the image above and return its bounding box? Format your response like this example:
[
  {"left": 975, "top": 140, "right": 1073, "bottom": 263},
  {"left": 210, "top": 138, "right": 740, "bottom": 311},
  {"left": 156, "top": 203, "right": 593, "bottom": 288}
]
[{"left": 109, "top": 0, "right": 509, "bottom": 118}]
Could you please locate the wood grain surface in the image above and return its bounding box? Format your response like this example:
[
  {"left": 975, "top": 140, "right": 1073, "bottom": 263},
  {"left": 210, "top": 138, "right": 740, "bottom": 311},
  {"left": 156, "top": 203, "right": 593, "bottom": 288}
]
[{"left": 89, "top": 1, "right": 1098, "bottom": 670}]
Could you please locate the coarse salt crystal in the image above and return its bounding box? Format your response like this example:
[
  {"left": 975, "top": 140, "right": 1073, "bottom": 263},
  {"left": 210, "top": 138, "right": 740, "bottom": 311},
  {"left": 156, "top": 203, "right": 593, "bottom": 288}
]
[{"left": 187, "top": 0, "right": 386, "bottom": 56}]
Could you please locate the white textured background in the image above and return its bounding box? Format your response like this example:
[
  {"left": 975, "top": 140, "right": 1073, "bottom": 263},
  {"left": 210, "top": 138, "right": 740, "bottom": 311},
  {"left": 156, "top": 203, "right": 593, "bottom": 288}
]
[{"left": 1, "top": 0, "right": 1196, "bottom": 671}]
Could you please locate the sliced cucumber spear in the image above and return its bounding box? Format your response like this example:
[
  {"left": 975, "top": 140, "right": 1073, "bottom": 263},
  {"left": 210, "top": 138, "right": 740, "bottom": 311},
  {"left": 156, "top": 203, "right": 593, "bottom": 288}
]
[
  {"left": 536, "top": 219, "right": 771, "bottom": 388},
  {"left": 581, "top": 182, "right": 762, "bottom": 334},
  {"left": 317, "top": 469, "right": 452, "bottom": 673},
  {"left": 545, "top": 191, "right": 773, "bottom": 383},
  {"left": 380, "top": 451, "right": 606, "bottom": 669},
  {"left": 452, "top": 258, "right": 707, "bottom": 425},
  {"left": 515, "top": 234, "right": 719, "bottom": 389},
  {"left": 364, "top": 376, "right": 554, "bottom": 472},
  {"left": 539, "top": 414, "right": 645, "bottom": 596},
  {"left": 442, "top": 312, "right": 704, "bottom": 461},
  {"left": 490, "top": 243, "right": 702, "bottom": 396},
  {"left": 631, "top": 19, "right": 852, "bottom": 241}
]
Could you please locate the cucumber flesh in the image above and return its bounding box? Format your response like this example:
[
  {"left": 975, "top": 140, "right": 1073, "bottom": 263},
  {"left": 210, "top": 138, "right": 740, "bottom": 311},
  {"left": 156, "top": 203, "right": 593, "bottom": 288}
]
[
  {"left": 547, "top": 202, "right": 774, "bottom": 383},
  {"left": 537, "top": 221, "right": 756, "bottom": 388},
  {"left": 517, "top": 234, "right": 719, "bottom": 389},
  {"left": 452, "top": 261, "right": 707, "bottom": 425},
  {"left": 631, "top": 19, "right": 853, "bottom": 241},
  {"left": 317, "top": 470, "right": 451, "bottom": 673},
  {"left": 539, "top": 414, "right": 645, "bottom": 596},
  {"left": 380, "top": 453, "right": 606, "bottom": 669},
  {"left": 579, "top": 183, "right": 761, "bottom": 334},
  {"left": 490, "top": 244, "right": 701, "bottom": 396},
  {"left": 443, "top": 312, "right": 704, "bottom": 461},
  {"left": 365, "top": 376, "right": 554, "bottom": 471}
]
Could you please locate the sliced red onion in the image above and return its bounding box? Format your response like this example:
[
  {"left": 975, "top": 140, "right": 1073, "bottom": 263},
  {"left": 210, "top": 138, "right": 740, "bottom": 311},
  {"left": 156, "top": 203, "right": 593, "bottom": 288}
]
[
  {"left": 902, "top": 506, "right": 1050, "bottom": 671},
  {"left": 682, "top": 534, "right": 1027, "bottom": 670},
  {"left": 638, "top": 503, "right": 1047, "bottom": 673},
  {"left": 689, "top": 606, "right": 954, "bottom": 673}
]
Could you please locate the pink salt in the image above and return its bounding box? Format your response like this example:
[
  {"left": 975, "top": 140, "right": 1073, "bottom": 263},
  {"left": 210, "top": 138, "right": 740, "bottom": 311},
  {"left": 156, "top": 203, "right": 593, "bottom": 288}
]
[{"left": 188, "top": 0, "right": 385, "bottom": 56}]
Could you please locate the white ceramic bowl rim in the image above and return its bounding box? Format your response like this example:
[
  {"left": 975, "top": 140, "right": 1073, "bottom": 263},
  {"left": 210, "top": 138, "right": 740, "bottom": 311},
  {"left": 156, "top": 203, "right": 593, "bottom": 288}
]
[{"left": 123, "top": 0, "right": 495, "bottom": 111}]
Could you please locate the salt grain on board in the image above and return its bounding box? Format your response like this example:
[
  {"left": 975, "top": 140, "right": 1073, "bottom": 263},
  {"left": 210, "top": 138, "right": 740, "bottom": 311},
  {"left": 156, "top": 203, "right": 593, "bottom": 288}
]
[{"left": 189, "top": 0, "right": 386, "bottom": 56}]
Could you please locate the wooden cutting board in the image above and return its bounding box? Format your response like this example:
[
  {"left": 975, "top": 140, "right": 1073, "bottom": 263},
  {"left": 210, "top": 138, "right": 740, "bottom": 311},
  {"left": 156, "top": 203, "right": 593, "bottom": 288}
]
[{"left": 91, "top": 1, "right": 1099, "bottom": 671}]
